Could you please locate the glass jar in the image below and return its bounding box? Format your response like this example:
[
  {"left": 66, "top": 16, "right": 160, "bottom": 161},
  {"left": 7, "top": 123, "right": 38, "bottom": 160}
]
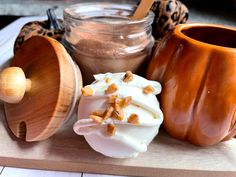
[{"left": 63, "top": 2, "right": 155, "bottom": 84}]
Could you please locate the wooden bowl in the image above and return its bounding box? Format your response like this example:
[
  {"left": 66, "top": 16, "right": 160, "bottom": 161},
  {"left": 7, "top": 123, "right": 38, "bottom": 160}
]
[
  {"left": 0, "top": 36, "right": 83, "bottom": 142},
  {"left": 146, "top": 23, "right": 236, "bottom": 146}
]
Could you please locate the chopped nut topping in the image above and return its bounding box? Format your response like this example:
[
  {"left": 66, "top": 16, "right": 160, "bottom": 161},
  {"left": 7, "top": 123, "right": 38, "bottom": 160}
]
[
  {"left": 89, "top": 115, "right": 103, "bottom": 124},
  {"left": 113, "top": 98, "right": 124, "bottom": 121},
  {"left": 106, "top": 95, "right": 133, "bottom": 122},
  {"left": 143, "top": 85, "right": 155, "bottom": 94},
  {"left": 121, "top": 96, "right": 132, "bottom": 107},
  {"left": 81, "top": 86, "right": 94, "bottom": 96},
  {"left": 114, "top": 102, "right": 121, "bottom": 112},
  {"left": 108, "top": 95, "right": 132, "bottom": 106},
  {"left": 112, "top": 109, "right": 124, "bottom": 121},
  {"left": 105, "top": 83, "right": 118, "bottom": 94},
  {"left": 107, "top": 124, "right": 116, "bottom": 136},
  {"left": 103, "top": 106, "right": 114, "bottom": 120},
  {"left": 123, "top": 71, "right": 133, "bottom": 83},
  {"left": 92, "top": 110, "right": 104, "bottom": 117},
  {"left": 115, "top": 97, "right": 123, "bottom": 106},
  {"left": 107, "top": 95, "right": 118, "bottom": 104},
  {"left": 105, "top": 78, "right": 111, "bottom": 84},
  {"left": 128, "top": 114, "right": 140, "bottom": 125}
]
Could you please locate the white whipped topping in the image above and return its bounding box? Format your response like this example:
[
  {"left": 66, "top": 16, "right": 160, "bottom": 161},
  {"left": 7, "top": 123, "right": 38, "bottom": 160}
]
[
  {"left": 73, "top": 72, "right": 163, "bottom": 158},
  {"left": 92, "top": 72, "right": 161, "bottom": 95}
]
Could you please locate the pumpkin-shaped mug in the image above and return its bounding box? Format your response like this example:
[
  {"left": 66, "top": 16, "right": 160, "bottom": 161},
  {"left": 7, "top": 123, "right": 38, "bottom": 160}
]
[{"left": 146, "top": 23, "right": 236, "bottom": 146}]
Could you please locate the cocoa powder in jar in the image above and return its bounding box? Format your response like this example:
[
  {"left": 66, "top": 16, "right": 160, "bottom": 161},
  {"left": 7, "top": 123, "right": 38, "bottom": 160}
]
[{"left": 64, "top": 3, "right": 155, "bottom": 84}]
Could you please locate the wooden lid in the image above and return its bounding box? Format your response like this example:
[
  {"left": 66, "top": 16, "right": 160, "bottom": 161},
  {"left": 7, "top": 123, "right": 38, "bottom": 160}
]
[{"left": 4, "top": 36, "right": 83, "bottom": 142}]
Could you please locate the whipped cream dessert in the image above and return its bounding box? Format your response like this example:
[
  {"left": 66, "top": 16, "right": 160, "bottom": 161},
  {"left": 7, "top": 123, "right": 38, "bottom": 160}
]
[{"left": 73, "top": 72, "right": 163, "bottom": 158}]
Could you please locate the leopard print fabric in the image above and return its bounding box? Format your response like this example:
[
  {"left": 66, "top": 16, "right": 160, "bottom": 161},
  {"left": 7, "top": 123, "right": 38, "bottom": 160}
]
[
  {"left": 151, "top": 0, "right": 189, "bottom": 39},
  {"left": 14, "top": 20, "right": 64, "bottom": 53}
]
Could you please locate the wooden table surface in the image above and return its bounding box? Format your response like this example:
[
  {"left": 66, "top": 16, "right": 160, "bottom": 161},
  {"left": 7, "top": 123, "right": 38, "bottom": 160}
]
[{"left": 0, "top": 167, "right": 128, "bottom": 177}]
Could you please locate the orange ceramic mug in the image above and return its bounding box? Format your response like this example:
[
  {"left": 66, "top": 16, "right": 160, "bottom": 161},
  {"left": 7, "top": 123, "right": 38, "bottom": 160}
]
[{"left": 146, "top": 23, "right": 236, "bottom": 146}]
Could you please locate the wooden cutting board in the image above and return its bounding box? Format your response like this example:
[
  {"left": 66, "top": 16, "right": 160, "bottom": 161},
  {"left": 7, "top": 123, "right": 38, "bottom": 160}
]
[{"left": 0, "top": 106, "right": 235, "bottom": 177}]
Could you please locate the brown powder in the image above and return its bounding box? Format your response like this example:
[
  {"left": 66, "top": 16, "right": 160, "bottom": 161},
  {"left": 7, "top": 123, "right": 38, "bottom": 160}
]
[{"left": 71, "top": 36, "right": 151, "bottom": 84}]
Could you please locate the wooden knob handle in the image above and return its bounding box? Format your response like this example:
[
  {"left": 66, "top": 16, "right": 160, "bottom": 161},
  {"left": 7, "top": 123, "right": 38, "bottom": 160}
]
[{"left": 0, "top": 67, "right": 31, "bottom": 103}]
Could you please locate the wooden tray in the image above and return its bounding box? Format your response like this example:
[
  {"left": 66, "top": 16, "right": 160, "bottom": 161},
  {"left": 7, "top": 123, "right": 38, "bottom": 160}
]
[{"left": 0, "top": 106, "right": 235, "bottom": 177}]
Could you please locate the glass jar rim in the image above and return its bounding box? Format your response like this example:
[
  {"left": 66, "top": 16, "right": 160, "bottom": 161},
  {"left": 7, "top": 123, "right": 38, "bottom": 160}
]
[{"left": 63, "top": 2, "right": 154, "bottom": 27}]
